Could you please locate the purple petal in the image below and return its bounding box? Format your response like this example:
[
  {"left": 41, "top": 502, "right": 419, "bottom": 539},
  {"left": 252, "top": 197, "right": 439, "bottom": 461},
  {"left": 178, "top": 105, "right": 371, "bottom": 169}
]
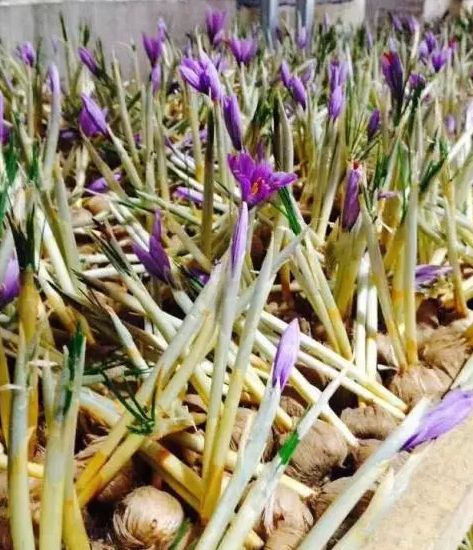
[
  {"left": 272, "top": 319, "right": 300, "bottom": 389},
  {"left": 78, "top": 47, "right": 99, "bottom": 76},
  {"left": 79, "top": 94, "right": 108, "bottom": 138},
  {"left": 341, "top": 161, "right": 362, "bottom": 231},
  {"left": 223, "top": 94, "right": 243, "bottom": 150},
  {"left": 280, "top": 61, "right": 291, "bottom": 88},
  {"left": 16, "top": 42, "right": 36, "bottom": 67},
  {"left": 328, "top": 85, "right": 344, "bottom": 121},
  {"left": 0, "top": 256, "right": 20, "bottom": 308},
  {"left": 403, "top": 389, "right": 473, "bottom": 450},
  {"left": 87, "top": 173, "right": 121, "bottom": 194},
  {"left": 231, "top": 203, "right": 248, "bottom": 275},
  {"left": 289, "top": 76, "right": 307, "bottom": 110},
  {"left": 367, "top": 109, "right": 381, "bottom": 141},
  {"left": 415, "top": 264, "right": 452, "bottom": 290},
  {"left": 173, "top": 186, "right": 204, "bottom": 205}
]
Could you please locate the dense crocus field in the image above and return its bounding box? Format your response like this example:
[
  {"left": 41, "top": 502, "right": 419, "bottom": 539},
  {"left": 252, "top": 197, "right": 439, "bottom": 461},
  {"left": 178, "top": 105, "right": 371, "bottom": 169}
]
[{"left": 2, "top": 5, "right": 473, "bottom": 550}]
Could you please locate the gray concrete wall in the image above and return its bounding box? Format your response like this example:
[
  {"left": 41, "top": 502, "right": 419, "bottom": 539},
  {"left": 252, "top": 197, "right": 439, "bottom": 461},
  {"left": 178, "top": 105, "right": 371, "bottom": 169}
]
[{"left": 0, "top": 0, "right": 235, "bottom": 68}]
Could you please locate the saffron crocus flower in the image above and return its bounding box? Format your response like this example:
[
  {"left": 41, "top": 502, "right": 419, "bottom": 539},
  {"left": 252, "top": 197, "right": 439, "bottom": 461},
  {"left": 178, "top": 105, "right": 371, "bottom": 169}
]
[
  {"left": 296, "top": 27, "right": 307, "bottom": 49},
  {"left": 142, "top": 32, "right": 163, "bottom": 66},
  {"left": 301, "top": 62, "right": 315, "bottom": 86},
  {"left": 431, "top": 47, "right": 449, "bottom": 73},
  {"left": 150, "top": 64, "right": 161, "bottom": 94},
  {"left": 367, "top": 109, "right": 381, "bottom": 141},
  {"left": 231, "top": 203, "right": 248, "bottom": 275},
  {"left": 47, "top": 62, "right": 60, "bottom": 97},
  {"left": 328, "top": 85, "right": 344, "bottom": 121},
  {"left": 228, "top": 152, "right": 297, "bottom": 208},
  {"left": 173, "top": 186, "right": 204, "bottom": 205},
  {"left": 341, "top": 161, "right": 363, "bottom": 231},
  {"left": 403, "top": 389, "right": 473, "bottom": 451},
  {"left": 329, "top": 58, "right": 348, "bottom": 91},
  {"left": 280, "top": 61, "right": 291, "bottom": 88},
  {"left": 212, "top": 53, "right": 228, "bottom": 73},
  {"left": 390, "top": 13, "right": 402, "bottom": 33},
  {"left": 78, "top": 46, "right": 100, "bottom": 76},
  {"left": 229, "top": 37, "right": 257, "bottom": 66},
  {"left": 424, "top": 31, "right": 438, "bottom": 52},
  {"left": 205, "top": 7, "right": 227, "bottom": 47},
  {"left": 365, "top": 28, "right": 374, "bottom": 50},
  {"left": 132, "top": 211, "right": 174, "bottom": 285},
  {"left": 409, "top": 73, "right": 426, "bottom": 90},
  {"left": 180, "top": 52, "right": 222, "bottom": 101},
  {"left": 223, "top": 94, "right": 243, "bottom": 151},
  {"left": 445, "top": 114, "right": 456, "bottom": 134},
  {"left": 16, "top": 42, "right": 36, "bottom": 67},
  {"left": 0, "top": 256, "right": 20, "bottom": 309},
  {"left": 59, "top": 128, "right": 79, "bottom": 144},
  {"left": 79, "top": 94, "right": 108, "bottom": 138},
  {"left": 288, "top": 76, "right": 307, "bottom": 110},
  {"left": 414, "top": 264, "right": 452, "bottom": 290},
  {"left": 381, "top": 51, "right": 404, "bottom": 106},
  {"left": 272, "top": 319, "right": 300, "bottom": 390},
  {"left": 87, "top": 173, "right": 121, "bottom": 194},
  {"left": 401, "top": 15, "right": 419, "bottom": 34}
]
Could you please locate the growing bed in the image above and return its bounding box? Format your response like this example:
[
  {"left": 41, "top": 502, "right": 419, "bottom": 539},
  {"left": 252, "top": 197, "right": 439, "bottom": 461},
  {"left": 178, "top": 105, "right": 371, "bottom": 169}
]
[{"left": 0, "top": 3, "right": 472, "bottom": 550}]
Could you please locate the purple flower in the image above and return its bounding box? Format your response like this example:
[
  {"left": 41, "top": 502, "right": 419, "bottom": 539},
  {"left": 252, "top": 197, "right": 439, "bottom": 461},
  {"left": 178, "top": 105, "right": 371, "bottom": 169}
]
[
  {"left": 150, "top": 64, "right": 161, "bottom": 94},
  {"left": 280, "top": 61, "right": 291, "bottom": 88},
  {"left": 341, "top": 161, "right": 362, "bottom": 231},
  {"left": 205, "top": 7, "right": 227, "bottom": 47},
  {"left": 431, "top": 47, "right": 449, "bottom": 73},
  {"left": 390, "top": 13, "right": 403, "bottom": 33},
  {"left": 328, "top": 85, "right": 345, "bottom": 121},
  {"left": 272, "top": 319, "right": 300, "bottom": 389},
  {"left": 231, "top": 203, "right": 248, "bottom": 275},
  {"left": 445, "top": 114, "right": 456, "bottom": 134},
  {"left": 418, "top": 41, "right": 430, "bottom": 62},
  {"left": 367, "top": 109, "right": 380, "bottom": 141},
  {"left": 377, "top": 190, "right": 399, "bottom": 200},
  {"left": 381, "top": 51, "right": 404, "bottom": 106},
  {"left": 409, "top": 73, "right": 426, "bottom": 90},
  {"left": 329, "top": 59, "right": 348, "bottom": 91},
  {"left": 223, "top": 94, "right": 243, "bottom": 151},
  {"left": 78, "top": 47, "right": 100, "bottom": 76},
  {"left": 424, "top": 31, "right": 438, "bottom": 53},
  {"left": 59, "top": 128, "right": 79, "bottom": 144},
  {"left": 180, "top": 52, "right": 222, "bottom": 101},
  {"left": 296, "top": 27, "right": 307, "bottom": 50},
  {"left": 288, "top": 76, "right": 307, "bottom": 110},
  {"left": 47, "top": 62, "right": 60, "bottom": 97},
  {"left": 301, "top": 62, "right": 315, "bottom": 86},
  {"left": 189, "top": 268, "right": 210, "bottom": 286},
  {"left": 366, "top": 28, "right": 374, "bottom": 50},
  {"left": 142, "top": 32, "right": 163, "bottom": 66},
  {"left": 401, "top": 15, "right": 419, "bottom": 34},
  {"left": 212, "top": 53, "right": 228, "bottom": 73},
  {"left": 173, "top": 186, "right": 204, "bottom": 204},
  {"left": 415, "top": 264, "right": 452, "bottom": 290},
  {"left": 229, "top": 37, "right": 257, "bottom": 66},
  {"left": 157, "top": 18, "right": 167, "bottom": 42},
  {"left": 0, "top": 256, "right": 20, "bottom": 309},
  {"left": 228, "top": 152, "right": 297, "bottom": 208},
  {"left": 403, "top": 389, "right": 473, "bottom": 451},
  {"left": 16, "top": 42, "right": 36, "bottom": 67},
  {"left": 181, "top": 128, "right": 208, "bottom": 148},
  {"left": 0, "top": 92, "right": 8, "bottom": 147},
  {"left": 87, "top": 173, "right": 121, "bottom": 194},
  {"left": 132, "top": 211, "right": 174, "bottom": 285},
  {"left": 79, "top": 94, "right": 108, "bottom": 138}
]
